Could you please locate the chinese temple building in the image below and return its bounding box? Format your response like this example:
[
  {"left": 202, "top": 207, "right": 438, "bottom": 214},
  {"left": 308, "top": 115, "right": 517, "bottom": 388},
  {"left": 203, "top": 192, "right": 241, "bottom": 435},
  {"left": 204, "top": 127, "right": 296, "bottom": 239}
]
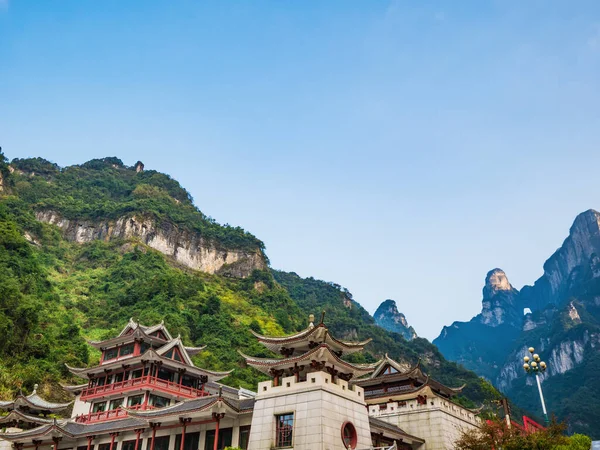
[
  {"left": 354, "top": 355, "right": 480, "bottom": 449},
  {"left": 0, "top": 317, "right": 480, "bottom": 450}
]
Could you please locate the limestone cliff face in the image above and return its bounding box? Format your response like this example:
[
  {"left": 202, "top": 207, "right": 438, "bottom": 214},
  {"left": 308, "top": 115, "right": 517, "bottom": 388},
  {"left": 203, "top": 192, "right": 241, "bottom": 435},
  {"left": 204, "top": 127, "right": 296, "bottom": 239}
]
[
  {"left": 374, "top": 299, "right": 417, "bottom": 341},
  {"left": 523, "top": 210, "right": 600, "bottom": 309},
  {"left": 36, "top": 210, "right": 267, "bottom": 278},
  {"left": 479, "top": 269, "right": 521, "bottom": 327},
  {"left": 496, "top": 327, "right": 599, "bottom": 392}
]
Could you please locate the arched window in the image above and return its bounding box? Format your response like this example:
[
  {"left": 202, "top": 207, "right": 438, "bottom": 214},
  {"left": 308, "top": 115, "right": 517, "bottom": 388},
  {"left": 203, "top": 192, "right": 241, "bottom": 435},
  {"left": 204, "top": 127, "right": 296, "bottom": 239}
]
[{"left": 341, "top": 422, "right": 357, "bottom": 449}]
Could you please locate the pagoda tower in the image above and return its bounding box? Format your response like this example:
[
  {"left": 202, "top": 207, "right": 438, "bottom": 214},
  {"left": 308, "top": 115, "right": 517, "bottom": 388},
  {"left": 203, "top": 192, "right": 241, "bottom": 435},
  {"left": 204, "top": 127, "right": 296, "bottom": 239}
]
[
  {"left": 241, "top": 314, "right": 380, "bottom": 450},
  {"left": 63, "top": 319, "right": 233, "bottom": 423}
]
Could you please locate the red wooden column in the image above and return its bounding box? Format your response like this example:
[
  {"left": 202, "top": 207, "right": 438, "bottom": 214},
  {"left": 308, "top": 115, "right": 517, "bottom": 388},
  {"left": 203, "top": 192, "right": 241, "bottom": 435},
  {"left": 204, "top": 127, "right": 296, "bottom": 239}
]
[
  {"left": 179, "top": 418, "right": 191, "bottom": 450},
  {"left": 212, "top": 413, "right": 225, "bottom": 450},
  {"left": 149, "top": 423, "right": 160, "bottom": 450},
  {"left": 86, "top": 435, "right": 95, "bottom": 450},
  {"left": 133, "top": 429, "right": 144, "bottom": 450},
  {"left": 109, "top": 433, "right": 118, "bottom": 450}
]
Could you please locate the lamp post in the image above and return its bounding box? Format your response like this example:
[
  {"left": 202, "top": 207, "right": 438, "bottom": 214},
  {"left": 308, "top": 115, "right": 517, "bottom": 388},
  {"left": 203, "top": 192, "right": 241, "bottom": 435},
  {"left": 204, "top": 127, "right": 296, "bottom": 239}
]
[{"left": 522, "top": 346, "right": 549, "bottom": 425}]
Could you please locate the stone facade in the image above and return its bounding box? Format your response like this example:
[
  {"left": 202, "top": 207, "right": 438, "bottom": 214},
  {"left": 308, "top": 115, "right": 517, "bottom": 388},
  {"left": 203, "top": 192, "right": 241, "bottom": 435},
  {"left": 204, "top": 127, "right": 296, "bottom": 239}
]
[
  {"left": 368, "top": 392, "right": 479, "bottom": 450},
  {"left": 248, "top": 373, "right": 371, "bottom": 450}
]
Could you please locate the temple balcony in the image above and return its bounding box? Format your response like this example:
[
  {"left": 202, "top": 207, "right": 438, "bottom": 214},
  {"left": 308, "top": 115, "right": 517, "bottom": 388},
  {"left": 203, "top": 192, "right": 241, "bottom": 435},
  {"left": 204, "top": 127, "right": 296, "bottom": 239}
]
[
  {"left": 74, "top": 405, "right": 155, "bottom": 423},
  {"left": 80, "top": 375, "right": 209, "bottom": 401}
]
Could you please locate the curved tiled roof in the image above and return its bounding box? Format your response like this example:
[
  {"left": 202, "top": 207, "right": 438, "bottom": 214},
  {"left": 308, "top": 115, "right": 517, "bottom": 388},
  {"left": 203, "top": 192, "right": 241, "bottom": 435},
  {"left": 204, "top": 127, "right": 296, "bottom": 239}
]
[
  {"left": 0, "top": 409, "right": 56, "bottom": 425},
  {"left": 0, "top": 417, "right": 149, "bottom": 442},
  {"left": 368, "top": 417, "right": 425, "bottom": 444},
  {"left": 251, "top": 324, "right": 371, "bottom": 355},
  {"left": 124, "top": 396, "right": 254, "bottom": 419},
  {"left": 240, "top": 343, "right": 380, "bottom": 376},
  {"left": 66, "top": 348, "right": 232, "bottom": 382},
  {"left": 0, "top": 386, "right": 72, "bottom": 412}
]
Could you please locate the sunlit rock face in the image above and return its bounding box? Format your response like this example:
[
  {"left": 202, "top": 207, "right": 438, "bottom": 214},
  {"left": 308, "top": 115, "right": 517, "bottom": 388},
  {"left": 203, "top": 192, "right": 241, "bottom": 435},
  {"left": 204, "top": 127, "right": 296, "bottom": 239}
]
[
  {"left": 35, "top": 210, "right": 267, "bottom": 278},
  {"left": 374, "top": 299, "right": 417, "bottom": 341},
  {"left": 480, "top": 269, "right": 521, "bottom": 328}
]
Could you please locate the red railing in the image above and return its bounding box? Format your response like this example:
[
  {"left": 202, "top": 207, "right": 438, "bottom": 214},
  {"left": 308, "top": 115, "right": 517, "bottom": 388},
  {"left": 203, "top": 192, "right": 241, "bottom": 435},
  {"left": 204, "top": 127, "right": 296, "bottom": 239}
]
[
  {"left": 81, "top": 375, "right": 208, "bottom": 401},
  {"left": 75, "top": 405, "right": 154, "bottom": 423}
]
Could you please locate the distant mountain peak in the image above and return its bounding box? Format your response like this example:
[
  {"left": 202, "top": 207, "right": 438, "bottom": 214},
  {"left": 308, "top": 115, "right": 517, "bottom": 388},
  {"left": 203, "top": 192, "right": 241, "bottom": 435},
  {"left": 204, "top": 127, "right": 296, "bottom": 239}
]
[
  {"left": 483, "top": 268, "right": 514, "bottom": 300},
  {"left": 480, "top": 269, "right": 520, "bottom": 327},
  {"left": 374, "top": 299, "right": 417, "bottom": 341}
]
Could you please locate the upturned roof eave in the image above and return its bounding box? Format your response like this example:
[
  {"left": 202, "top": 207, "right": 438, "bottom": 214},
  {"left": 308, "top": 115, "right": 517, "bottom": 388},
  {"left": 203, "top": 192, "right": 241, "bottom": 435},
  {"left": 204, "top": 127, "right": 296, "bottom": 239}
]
[
  {"left": 240, "top": 344, "right": 380, "bottom": 376},
  {"left": 65, "top": 349, "right": 232, "bottom": 381},
  {"left": 0, "top": 410, "right": 55, "bottom": 425},
  {"left": 88, "top": 327, "right": 167, "bottom": 350}
]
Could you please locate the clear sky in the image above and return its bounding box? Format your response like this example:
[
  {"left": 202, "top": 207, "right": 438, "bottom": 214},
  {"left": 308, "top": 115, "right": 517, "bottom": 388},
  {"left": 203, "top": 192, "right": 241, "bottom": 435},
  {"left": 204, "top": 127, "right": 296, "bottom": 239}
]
[{"left": 1, "top": 1, "right": 599, "bottom": 340}]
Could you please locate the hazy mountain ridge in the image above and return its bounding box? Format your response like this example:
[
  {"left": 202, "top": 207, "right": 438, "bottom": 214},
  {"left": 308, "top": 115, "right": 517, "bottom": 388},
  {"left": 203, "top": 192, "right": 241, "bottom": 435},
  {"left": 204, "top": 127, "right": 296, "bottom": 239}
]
[
  {"left": 434, "top": 210, "right": 600, "bottom": 437},
  {"left": 373, "top": 299, "right": 417, "bottom": 341}
]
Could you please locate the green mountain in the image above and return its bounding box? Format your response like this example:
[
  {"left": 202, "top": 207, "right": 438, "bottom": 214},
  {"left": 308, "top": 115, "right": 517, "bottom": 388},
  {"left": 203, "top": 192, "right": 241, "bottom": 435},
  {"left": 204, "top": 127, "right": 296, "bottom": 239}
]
[
  {"left": 0, "top": 153, "right": 500, "bottom": 412},
  {"left": 434, "top": 213, "right": 600, "bottom": 438}
]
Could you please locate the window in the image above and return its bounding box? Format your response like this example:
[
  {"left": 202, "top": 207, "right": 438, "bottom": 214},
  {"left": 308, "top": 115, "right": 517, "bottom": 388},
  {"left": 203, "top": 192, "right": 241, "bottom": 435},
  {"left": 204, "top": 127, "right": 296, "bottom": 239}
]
[
  {"left": 148, "top": 394, "right": 170, "bottom": 408},
  {"left": 146, "top": 436, "right": 169, "bottom": 450},
  {"left": 140, "top": 342, "right": 150, "bottom": 353},
  {"left": 164, "top": 348, "right": 184, "bottom": 362},
  {"left": 121, "top": 440, "right": 136, "bottom": 450},
  {"left": 341, "top": 422, "right": 357, "bottom": 449},
  {"left": 92, "top": 402, "right": 107, "bottom": 413},
  {"left": 238, "top": 426, "right": 251, "bottom": 450},
  {"left": 204, "top": 428, "right": 232, "bottom": 450},
  {"left": 113, "top": 372, "right": 124, "bottom": 383},
  {"left": 174, "top": 432, "right": 200, "bottom": 450},
  {"left": 157, "top": 368, "right": 173, "bottom": 382},
  {"left": 181, "top": 375, "right": 196, "bottom": 388},
  {"left": 275, "top": 413, "right": 294, "bottom": 448},
  {"left": 127, "top": 394, "right": 145, "bottom": 407},
  {"left": 77, "top": 445, "right": 88, "bottom": 450},
  {"left": 98, "top": 444, "right": 111, "bottom": 450},
  {"left": 131, "top": 369, "right": 143, "bottom": 380},
  {"left": 104, "top": 348, "right": 118, "bottom": 361},
  {"left": 120, "top": 344, "right": 134, "bottom": 357},
  {"left": 109, "top": 398, "right": 124, "bottom": 410}
]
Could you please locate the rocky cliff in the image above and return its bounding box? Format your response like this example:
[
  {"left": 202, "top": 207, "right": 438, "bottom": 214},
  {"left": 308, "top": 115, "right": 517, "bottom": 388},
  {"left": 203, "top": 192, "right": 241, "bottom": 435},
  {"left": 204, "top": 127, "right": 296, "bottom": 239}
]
[
  {"left": 6, "top": 156, "right": 267, "bottom": 279},
  {"left": 373, "top": 299, "right": 417, "bottom": 341},
  {"left": 434, "top": 209, "right": 600, "bottom": 437},
  {"left": 479, "top": 268, "right": 521, "bottom": 327},
  {"left": 36, "top": 210, "right": 266, "bottom": 277}
]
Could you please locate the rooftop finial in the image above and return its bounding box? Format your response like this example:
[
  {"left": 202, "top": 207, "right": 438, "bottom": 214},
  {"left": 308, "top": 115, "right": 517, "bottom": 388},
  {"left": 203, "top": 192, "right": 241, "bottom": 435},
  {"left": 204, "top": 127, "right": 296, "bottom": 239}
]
[
  {"left": 33, "top": 384, "right": 38, "bottom": 393},
  {"left": 308, "top": 314, "right": 315, "bottom": 327},
  {"left": 320, "top": 311, "right": 326, "bottom": 324}
]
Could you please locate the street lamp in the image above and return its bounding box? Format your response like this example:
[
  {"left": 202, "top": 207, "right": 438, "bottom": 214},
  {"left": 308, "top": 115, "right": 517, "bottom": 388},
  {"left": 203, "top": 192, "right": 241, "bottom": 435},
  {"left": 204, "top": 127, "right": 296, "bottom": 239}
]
[{"left": 522, "top": 346, "right": 549, "bottom": 425}]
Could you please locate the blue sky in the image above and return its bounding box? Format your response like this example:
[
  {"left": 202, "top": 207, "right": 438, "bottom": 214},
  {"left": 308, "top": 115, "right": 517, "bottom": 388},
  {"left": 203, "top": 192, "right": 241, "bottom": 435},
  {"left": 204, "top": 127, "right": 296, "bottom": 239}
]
[{"left": 1, "top": 1, "right": 599, "bottom": 340}]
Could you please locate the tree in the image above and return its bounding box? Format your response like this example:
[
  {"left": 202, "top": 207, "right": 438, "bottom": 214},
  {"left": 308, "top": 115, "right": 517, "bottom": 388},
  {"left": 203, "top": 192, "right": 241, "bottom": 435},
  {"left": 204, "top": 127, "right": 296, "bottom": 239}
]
[{"left": 454, "top": 419, "right": 591, "bottom": 450}]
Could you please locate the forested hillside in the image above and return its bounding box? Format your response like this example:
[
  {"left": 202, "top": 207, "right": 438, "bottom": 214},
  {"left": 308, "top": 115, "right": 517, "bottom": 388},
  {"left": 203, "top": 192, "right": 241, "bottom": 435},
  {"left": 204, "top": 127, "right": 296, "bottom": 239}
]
[{"left": 0, "top": 153, "right": 501, "bottom": 413}]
